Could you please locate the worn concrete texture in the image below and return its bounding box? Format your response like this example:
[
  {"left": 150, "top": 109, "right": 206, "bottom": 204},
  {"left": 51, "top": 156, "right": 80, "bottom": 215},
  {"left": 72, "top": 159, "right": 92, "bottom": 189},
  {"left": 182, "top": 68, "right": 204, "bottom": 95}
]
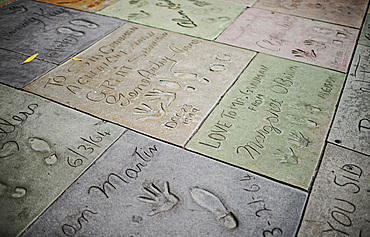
[
  {"left": 0, "top": 84, "right": 125, "bottom": 237},
  {"left": 0, "top": 0, "right": 124, "bottom": 64},
  {"left": 359, "top": 14, "right": 370, "bottom": 47},
  {"left": 0, "top": 48, "right": 57, "bottom": 88},
  {"left": 328, "top": 44, "right": 370, "bottom": 156},
  {"left": 36, "top": 0, "right": 119, "bottom": 13},
  {"left": 22, "top": 130, "right": 307, "bottom": 237},
  {"left": 24, "top": 22, "right": 256, "bottom": 146},
  {"left": 216, "top": 8, "right": 358, "bottom": 72},
  {"left": 186, "top": 53, "right": 345, "bottom": 189},
  {"left": 219, "top": 0, "right": 257, "bottom": 6},
  {"left": 98, "top": 0, "right": 246, "bottom": 40},
  {"left": 298, "top": 143, "right": 370, "bottom": 236},
  {"left": 253, "top": 0, "right": 368, "bottom": 28}
]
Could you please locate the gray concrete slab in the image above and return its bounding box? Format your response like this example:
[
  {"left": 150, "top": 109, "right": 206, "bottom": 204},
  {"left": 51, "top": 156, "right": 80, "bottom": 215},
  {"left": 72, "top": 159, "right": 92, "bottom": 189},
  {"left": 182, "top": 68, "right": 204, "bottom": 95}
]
[
  {"left": 187, "top": 53, "right": 346, "bottom": 189},
  {"left": 328, "top": 44, "right": 370, "bottom": 156},
  {"left": 298, "top": 143, "right": 370, "bottom": 236},
  {"left": 359, "top": 14, "right": 370, "bottom": 47},
  {"left": 0, "top": 48, "right": 57, "bottom": 88},
  {"left": 0, "top": 0, "right": 124, "bottom": 64},
  {"left": 22, "top": 130, "right": 307, "bottom": 237},
  {"left": 0, "top": 84, "right": 125, "bottom": 236},
  {"left": 24, "top": 22, "right": 256, "bottom": 146}
]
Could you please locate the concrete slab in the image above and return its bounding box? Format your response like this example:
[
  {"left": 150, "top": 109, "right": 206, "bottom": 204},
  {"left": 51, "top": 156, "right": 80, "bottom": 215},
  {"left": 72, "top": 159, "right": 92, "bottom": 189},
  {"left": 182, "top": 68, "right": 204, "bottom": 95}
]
[
  {"left": 359, "top": 14, "right": 370, "bottom": 47},
  {"left": 253, "top": 0, "right": 368, "bottom": 28},
  {"left": 22, "top": 130, "right": 307, "bottom": 237},
  {"left": 220, "top": 0, "right": 257, "bottom": 6},
  {"left": 0, "top": 48, "right": 57, "bottom": 88},
  {"left": 186, "top": 54, "right": 345, "bottom": 189},
  {"left": 0, "top": 84, "right": 125, "bottom": 236},
  {"left": 98, "top": 0, "right": 245, "bottom": 40},
  {"left": 328, "top": 45, "right": 370, "bottom": 156},
  {"left": 0, "top": 0, "right": 124, "bottom": 64},
  {"left": 298, "top": 143, "right": 370, "bottom": 236},
  {"left": 24, "top": 23, "right": 256, "bottom": 146},
  {"left": 36, "top": 0, "right": 119, "bottom": 13},
  {"left": 216, "top": 8, "right": 358, "bottom": 73}
]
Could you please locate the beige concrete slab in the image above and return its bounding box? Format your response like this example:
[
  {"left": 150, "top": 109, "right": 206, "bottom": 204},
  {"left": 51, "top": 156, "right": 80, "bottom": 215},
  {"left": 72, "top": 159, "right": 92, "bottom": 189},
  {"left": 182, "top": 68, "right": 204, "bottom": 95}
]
[
  {"left": 0, "top": 84, "right": 125, "bottom": 236},
  {"left": 186, "top": 53, "right": 346, "bottom": 189},
  {"left": 24, "top": 23, "right": 256, "bottom": 146},
  {"left": 298, "top": 143, "right": 370, "bottom": 236},
  {"left": 254, "top": 0, "right": 368, "bottom": 28},
  {"left": 328, "top": 44, "right": 370, "bottom": 155},
  {"left": 216, "top": 8, "right": 358, "bottom": 73}
]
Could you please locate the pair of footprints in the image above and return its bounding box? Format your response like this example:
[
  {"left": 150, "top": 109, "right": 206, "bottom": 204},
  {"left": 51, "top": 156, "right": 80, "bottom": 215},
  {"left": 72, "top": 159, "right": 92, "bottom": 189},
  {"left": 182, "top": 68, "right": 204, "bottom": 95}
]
[
  {"left": 138, "top": 182, "right": 237, "bottom": 229},
  {"left": 57, "top": 19, "right": 98, "bottom": 36}
]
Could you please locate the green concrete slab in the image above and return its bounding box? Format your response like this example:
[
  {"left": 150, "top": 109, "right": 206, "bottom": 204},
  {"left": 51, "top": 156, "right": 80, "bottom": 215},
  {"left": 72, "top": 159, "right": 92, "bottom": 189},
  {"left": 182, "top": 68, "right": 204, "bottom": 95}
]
[
  {"left": 253, "top": 0, "right": 368, "bottom": 29},
  {"left": 97, "top": 0, "right": 245, "bottom": 40},
  {"left": 328, "top": 44, "right": 370, "bottom": 155},
  {"left": 24, "top": 23, "right": 256, "bottom": 146},
  {"left": 0, "top": 84, "right": 125, "bottom": 236},
  {"left": 298, "top": 143, "right": 370, "bottom": 236},
  {"left": 186, "top": 54, "right": 345, "bottom": 189},
  {"left": 359, "top": 14, "right": 370, "bottom": 47}
]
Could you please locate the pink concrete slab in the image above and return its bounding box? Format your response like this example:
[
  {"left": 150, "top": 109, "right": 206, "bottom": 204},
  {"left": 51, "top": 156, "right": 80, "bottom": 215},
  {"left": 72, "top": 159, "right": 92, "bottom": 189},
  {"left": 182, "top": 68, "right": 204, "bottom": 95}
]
[
  {"left": 216, "top": 8, "right": 358, "bottom": 72},
  {"left": 254, "top": 0, "right": 368, "bottom": 28}
]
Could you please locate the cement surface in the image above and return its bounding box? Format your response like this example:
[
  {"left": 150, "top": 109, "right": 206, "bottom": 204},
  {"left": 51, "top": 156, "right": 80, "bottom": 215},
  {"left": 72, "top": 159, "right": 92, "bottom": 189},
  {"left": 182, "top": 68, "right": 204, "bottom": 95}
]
[
  {"left": 36, "top": 0, "right": 119, "bottom": 13},
  {"left": 298, "top": 143, "right": 370, "bottom": 236},
  {"left": 359, "top": 14, "right": 370, "bottom": 47},
  {"left": 98, "top": 0, "right": 245, "bottom": 40},
  {"left": 0, "top": 0, "right": 124, "bottom": 64},
  {"left": 0, "top": 84, "right": 125, "bottom": 237},
  {"left": 24, "top": 22, "right": 255, "bottom": 146},
  {"left": 328, "top": 44, "right": 370, "bottom": 156},
  {"left": 186, "top": 53, "right": 345, "bottom": 189},
  {"left": 253, "top": 0, "right": 368, "bottom": 28},
  {"left": 219, "top": 0, "right": 257, "bottom": 6},
  {"left": 0, "top": 48, "right": 57, "bottom": 88},
  {"left": 216, "top": 8, "right": 358, "bottom": 72},
  {"left": 22, "top": 130, "right": 307, "bottom": 237}
]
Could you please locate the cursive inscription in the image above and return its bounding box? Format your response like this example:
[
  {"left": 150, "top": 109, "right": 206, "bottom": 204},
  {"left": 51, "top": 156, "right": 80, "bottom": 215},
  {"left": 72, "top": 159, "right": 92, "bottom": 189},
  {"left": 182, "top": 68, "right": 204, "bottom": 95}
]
[
  {"left": 0, "top": 104, "right": 38, "bottom": 159},
  {"left": 88, "top": 145, "right": 158, "bottom": 198}
]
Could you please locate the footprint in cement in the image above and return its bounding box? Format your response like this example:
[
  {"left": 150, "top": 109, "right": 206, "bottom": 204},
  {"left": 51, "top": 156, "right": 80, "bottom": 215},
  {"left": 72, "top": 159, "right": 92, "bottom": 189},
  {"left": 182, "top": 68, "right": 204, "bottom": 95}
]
[
  {"left": 57, "top": 27, "right": 84, "bottom": 36},
  {"left": 190, "top": 187, "right": 238, "bottom": 229},
  {"left": 28, "top": 137, "right": 58, "bottom": 165},
  {"left": 70, "top": 19, "right": 98, "bottom": 28},
  {"left": 11, "top": 187, "right": 27, "bottom": 198},
  {"left": 286, "top": 114, "right": 318, "bottom": 127}
]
